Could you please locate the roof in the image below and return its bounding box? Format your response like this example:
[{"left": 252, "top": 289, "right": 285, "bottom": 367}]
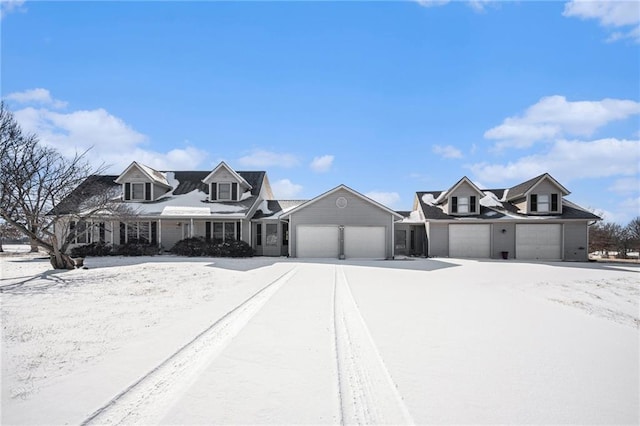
[
  {"left": 114, "top": 162, "right": 170, "bottom": 187},
  {"left": 201, "top": 161, "right": 253, "bottom": 189},
  {"left": 252, "top": 200, "right": 307, "bottom": 220},
  {"left": 415, "top": 175, "right": 600, "bottom": 222},
  {"left": 55, "top": 170, "right": 267, "bottom": 218},
  {"left": 507, "top": 173, "right": 570, "bottom": 201},
  {"left": 281, "top": 184, "right": 404, "bottom": 219}
]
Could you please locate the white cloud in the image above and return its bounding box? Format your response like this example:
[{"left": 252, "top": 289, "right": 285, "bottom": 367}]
[
  {"left": 5, "top": 88, "right": 67, "bottom": 109},
  {"left": 364, "top": 191, "right": 401, "bottom": 208},
  {"left": 415, "top": 0, "right": 450, "bottom": 7},
  {"left": 310, "top": 155, "right": 334, "bottom": 173},
  {"left": 563, "top": 0, "right": 639, "bottom": 27},
  {"left": 432, "top": 144, "right": 463, "bottom": 159},
  {"left": 0, "top": 0, "right": 25, "bottom": 19},
  {"left": 485, "top": 96, "right": 640, "bottom": 150},
  {"left": 470, "top": 138, "right": 640, "bottom": 184},
  {"left": 563, "top": 0, "right": 640, "bottom": 43},
  {"left": 237, "top": 149, "right": 299, "bottom": 168},
  {"left": 12, "top": 100, "right": 208, "bottom": 173},
  {"left": 608, "top": 177, "right": 640, "bottom": 195},
  {"left": 271, "top": 179, "right": 303, "bottom": 199}
]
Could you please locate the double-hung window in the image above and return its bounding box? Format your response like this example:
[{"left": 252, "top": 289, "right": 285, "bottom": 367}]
[
  {"left": 218, "top": 183, "right": 231, "bottom": 200},
  {"left": 131, "top": 183, "right": 145, "bottom": 200}
]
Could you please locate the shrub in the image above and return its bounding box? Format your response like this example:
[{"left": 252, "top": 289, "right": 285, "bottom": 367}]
[
  {"left": 170, "top": 237, "right": 208, "bottom": 257},
  {"left": 114, "top": 239, "right": 160, "bottom": 256},
  {"left": 170, "top": 238, "right": 253, "bottom": 257},
  {"left": 70, "top": 242, "right": 112, "bottom": 257}
]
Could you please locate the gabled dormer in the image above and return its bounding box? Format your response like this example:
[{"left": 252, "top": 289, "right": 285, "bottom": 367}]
[
  {"left": 443, "top": 176, "right": 484, "bottom": 216},
  {"left": 114, "top": 161, "right": 171, "bottom": 202},
  {"left": 507, "top": 173, "right": 569, "bottom": 215},
  {"left": 202, "top": 161, "right": 253, "bottom": 202}
]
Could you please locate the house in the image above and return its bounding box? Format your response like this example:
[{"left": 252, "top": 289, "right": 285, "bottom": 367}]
[
  {"left": 411, "top": 174, "right": 601, "bottom": 261},
  {"left": 56, "top": 161, "right": 599, "bottom": 261}
]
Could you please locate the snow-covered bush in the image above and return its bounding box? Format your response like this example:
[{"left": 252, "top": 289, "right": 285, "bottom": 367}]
[
  {"left": 171, "top": 237, "right": 253, "bottom": 257},
  {"left": 70, "top": 242, "right": 113, "bottom": 257}
]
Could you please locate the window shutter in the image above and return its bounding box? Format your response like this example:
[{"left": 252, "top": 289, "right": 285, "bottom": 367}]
[
  {"left": 451, "top": 197, "right": 458, "bottom": 213},
  {"left": 119, "top": 222, "right": 126, "bottom": 243},
  {"left": 205, "top": 222, "right": 211, "bottom": 241},
  {"left": 551, "top": 193, "right": 558, "bottom": 211},
  {"left": 470, "top": 196, "right": 476, "bottom": 213},
  {"left": 211, "top": 183, "right": 217, "bottom": 201},
  {"left": 151, "top": 222, "right": 157, "bottom": 245},
  {"left": 256, "top": 223, "right": 262, "bottom": 246},
  {"left": 145, "top": 183, "right": 152, "bottom": 201},
  {"left": 99, "top": 223, "right": 106, "bottom": 243},
  {"left": 530, "top": 194, "right": 538, "bottom": 212},
  {"left": 236, "top": 222, "right": 241, "bottom": 240},
  {"left": 124, "top": 183, "right": 131, "bottom": 200},
  {"left": 232, "top": 183, "right": 238, "bottom": 201}
]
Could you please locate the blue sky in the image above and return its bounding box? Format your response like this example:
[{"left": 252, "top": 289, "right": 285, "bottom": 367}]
[{"left": 2, "top": 0, "right": 639, "bottom": 223}]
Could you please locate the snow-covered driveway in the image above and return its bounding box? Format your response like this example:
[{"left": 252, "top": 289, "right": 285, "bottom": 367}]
[{"left": 1, "top": 253, "right": 638, "bottom": 424}]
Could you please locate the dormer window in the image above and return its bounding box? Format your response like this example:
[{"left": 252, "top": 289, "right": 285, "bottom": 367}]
[
  {"left": 451, "top": 196, "right": 476, "bottom": 214},
  {"left": 210, "top": 182, "right": 239, "bottom": 201},
  {"left": 124, "top": 182, "right": 152, "bottom": 201},
  {"left": 531, "top": 193, "right": 559, "bottom": 213},
  {"left": 219, "top": 183, "right": 231, "bottom": 200}
]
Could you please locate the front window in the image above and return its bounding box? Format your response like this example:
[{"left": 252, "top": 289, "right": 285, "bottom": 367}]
[
  {"left": 131, "top": 183, "right": 145, "bottom": 200},
  {"left": 218, "top": 183, "right": 231, "bottom": 200},
  {"left": 213, "top": 223, "right": 224, "bottom": 243},
  {"left": 537, "top": 194, "right": 550, "bottom": 212},
  {"left": 224, "top": 222, "right": 236, "bottom": 241},
  {"left": 395, "top": 230, "right": 406, "bottom": 250},
  {"left": 457, "top": 197, "right": 469, "bottom": 213},
  {"left": 266, "top": 224, "right": 278, "bottom": 246}
]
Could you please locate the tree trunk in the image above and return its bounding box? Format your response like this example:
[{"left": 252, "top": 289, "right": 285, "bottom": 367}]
[
  {"left": 49, "top": 245, "right": 76, "bottom": 269},
  {"left": 29, "top": 236, "right": 38, "bottom": 252}
]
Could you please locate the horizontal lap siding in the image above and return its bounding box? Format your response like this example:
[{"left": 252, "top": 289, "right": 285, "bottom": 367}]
[
  {"left": 564, "top": 222, "right": 588, "bottom": 261},
  {"left": 427, "top": 222, "right": 448, "bottom": 257},
  {"left": 492, "top": 223, "right": 515, "bottom": 259},
  {"left": 289, "top": 189, "right": 393, "bottom": 258}
]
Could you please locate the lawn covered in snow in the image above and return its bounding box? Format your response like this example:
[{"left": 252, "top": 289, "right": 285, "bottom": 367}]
[{"left": 1, "top": 247, "right": 638, "bottom": 424}]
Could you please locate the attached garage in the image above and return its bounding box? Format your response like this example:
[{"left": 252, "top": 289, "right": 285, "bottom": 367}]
[
  {"left": 516, "top": 224, "right": 562, "bottom": 260},
  {"left": 283, "top": 185, "right": 402, "bottom": 259},
  {"left": 449, "top": 224, "right": 491, "bottom": 258},
  {"left": 297, "top": 226, "right": 339, "bottom": 258},
  {"left": 344, "top": 226, "right": 386, "bottom": 259}
]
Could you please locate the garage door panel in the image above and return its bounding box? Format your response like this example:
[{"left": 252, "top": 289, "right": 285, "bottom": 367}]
[
  {"left": 516, "top": 224, "right": 562, "bottom": 260},
  {"left": 344, "top": 226, "right": 386, "bottom": 259},
  {"left": 297, "top": 226, "right": 339, "bottom": 258},
  {"left": 449, "top": 224, "right": 491, "bottom": 258}
]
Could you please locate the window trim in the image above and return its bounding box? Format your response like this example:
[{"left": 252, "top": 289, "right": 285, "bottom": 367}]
[
  {"left": 530, "top": 192, "right": 560, "bottom": 214},
  {"left": 451, "top": 195, "right": 476, "bottom": 215}
]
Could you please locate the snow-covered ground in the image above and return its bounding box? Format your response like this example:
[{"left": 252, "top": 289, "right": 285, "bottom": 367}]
[{"left": 1, "top": 247, "right": 638, "bottom": 424}]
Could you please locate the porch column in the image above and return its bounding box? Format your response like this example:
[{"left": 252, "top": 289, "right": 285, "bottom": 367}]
[
  {"left": 190, "top": 218, "right": 194, "bottom": 238},
  {"left": 110, "top": 221, "right": 114, "bottom": 245}
]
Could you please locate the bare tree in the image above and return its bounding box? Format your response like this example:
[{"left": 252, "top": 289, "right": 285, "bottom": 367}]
[
  {"left": 0, "top": 221, "right": 23, "bottom": 252},
  {"left": 0, "top": 102, "right": 132, "bottom": 269}
]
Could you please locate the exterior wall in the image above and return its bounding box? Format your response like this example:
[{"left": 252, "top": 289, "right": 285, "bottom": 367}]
[
  {"left": 119, "top": 167, "right": 148, "bottom": 182},
  {"left": 208, "top": 168, "right": 239, "bottom": 183},
  {"left": 513, "top": 198, "right": 527, "bottom": 213},
  {"left": 526, "top": 179, "right": 564, "bottom": 214},
  {"left": 563, "top": 222, "right": 589, "bottom": 261},
  {"left": 447, "top": 181, "right": 481, "bottom": 215},
  {"left": 426, "top": 222, "right": 448, "bottom": 257},
  {"left": 159, "top": 220, "right": 185, "bottom": 250},
  {"left": 288, "top": 188, "right": 395, "bottom": 258},
  {"left": 153, "top": 183, "right": 170, "bottom": 199},
  {"left": 492, "top": 222, "right": 516, "bottom": 259},
  {"left": 394, "top": 224, "right": 427, "bottom": 256},
  {"left": 252, "top": 220, "right": 286, "bottom": 257}
]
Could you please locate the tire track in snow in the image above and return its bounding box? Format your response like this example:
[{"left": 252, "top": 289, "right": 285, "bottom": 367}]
[
  {"left": 333, "top": 265, "right": 414, "bottom": 425},
  {"left": 81, "top": 267, "right": 298, "bottom": 426}
]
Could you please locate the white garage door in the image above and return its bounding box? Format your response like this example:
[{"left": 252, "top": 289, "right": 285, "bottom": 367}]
[
  {"left": 449, "top": 224, "right": 491, "bottom": 258},
  {"left": 516, "top": 224, "right": 562, "bottom": 260},
  {"left": 344, "top": 226, "right": 386, "bottom": 259},
  {"left": 297, "top": 226, "right": 339, "bottom": 258}
]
